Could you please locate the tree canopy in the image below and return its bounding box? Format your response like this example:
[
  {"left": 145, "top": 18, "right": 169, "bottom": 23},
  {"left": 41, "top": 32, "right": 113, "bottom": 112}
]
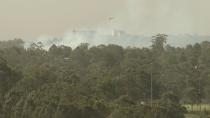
[{"left": 0, "top": 34, "right": 209, "bottom": 118}]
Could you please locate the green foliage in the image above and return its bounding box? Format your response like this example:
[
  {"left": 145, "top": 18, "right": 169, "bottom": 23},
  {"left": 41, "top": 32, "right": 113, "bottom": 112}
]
[{"left": 1, "top": 35, "right": 210, "bottom": 117}]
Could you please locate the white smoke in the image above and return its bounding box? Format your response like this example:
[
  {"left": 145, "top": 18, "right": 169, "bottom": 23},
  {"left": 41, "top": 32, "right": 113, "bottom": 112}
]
[
  {"left": 25, "top": 28, "right": 210, "bottom": 50},
  {"left": 25, "top": 29, "right": 151, "bottom": 49},
  {"left": 107, "top": 0, "right": 210, "bottom": 35},
  {"left": 24, "top": 0, "right": 210, "bottom": 49}
]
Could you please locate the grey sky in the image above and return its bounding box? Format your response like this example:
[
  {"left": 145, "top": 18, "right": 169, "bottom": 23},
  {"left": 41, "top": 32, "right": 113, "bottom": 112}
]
[{"left": 0, "top": 0, "right": 209, "bottom": 40}]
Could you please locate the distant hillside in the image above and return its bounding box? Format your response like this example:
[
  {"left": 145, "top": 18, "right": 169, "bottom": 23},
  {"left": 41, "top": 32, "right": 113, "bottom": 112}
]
[
  {"left": 0, "top": 39, "right": 24, "bottom": 49},
  {"left": 168, "top": 34, "right": 210, "bottom": 47}
]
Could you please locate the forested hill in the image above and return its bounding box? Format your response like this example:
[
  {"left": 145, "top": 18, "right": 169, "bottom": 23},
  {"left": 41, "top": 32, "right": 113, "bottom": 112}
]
[{"left": 0, "top": 34, "right": 210, "bottom": 118}]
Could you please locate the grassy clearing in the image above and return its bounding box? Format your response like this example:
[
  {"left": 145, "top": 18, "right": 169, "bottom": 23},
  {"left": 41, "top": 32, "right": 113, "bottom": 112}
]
[
  {"left": 183, "top": 104, "right": 210, "bottom": 118},
  {"left": 183, "top": 104, "right": 210, "bottom": 112},
  {"left": 185, "top": 114, "right": 199, "bottom": 118}
]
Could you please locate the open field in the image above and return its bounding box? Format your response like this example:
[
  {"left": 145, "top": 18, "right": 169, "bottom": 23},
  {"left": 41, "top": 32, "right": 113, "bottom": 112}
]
[
  {"left": 183, "top": 104, "right": 210, "bottom": 118},
  {"left": 183, "top": 104, "right": 210, "bottom": 112},
  {"left": 185, "top": 114, "right": 199, "bottom": 118}
]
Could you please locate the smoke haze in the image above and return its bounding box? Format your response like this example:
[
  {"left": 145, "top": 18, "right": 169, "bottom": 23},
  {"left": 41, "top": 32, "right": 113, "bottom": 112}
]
[
  {"left": 0, "top": 0, "right": 210, "bottom": 48},
  {"left": 108, "top": 0, "right": 210, "bottom": 35},
  {"left": 26, "top": 29, "right": 210, "bottom": 50}
]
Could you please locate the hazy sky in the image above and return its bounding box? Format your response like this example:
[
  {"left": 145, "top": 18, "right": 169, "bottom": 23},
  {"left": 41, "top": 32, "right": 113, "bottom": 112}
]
[{"left": 0, "top": 0, "right": 210, "bottom": 40}]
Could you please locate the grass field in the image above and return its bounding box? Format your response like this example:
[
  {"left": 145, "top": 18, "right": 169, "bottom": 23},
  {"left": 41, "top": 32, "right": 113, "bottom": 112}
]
[
  {"left": 183, "top": 104, "right": 210, "bottom": 118},
  {"left": 183, "top": 104, "right": 210, "bottom": 112},
  {"left": 185, "top": 114, "right": 199, "bottom": 118}
]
